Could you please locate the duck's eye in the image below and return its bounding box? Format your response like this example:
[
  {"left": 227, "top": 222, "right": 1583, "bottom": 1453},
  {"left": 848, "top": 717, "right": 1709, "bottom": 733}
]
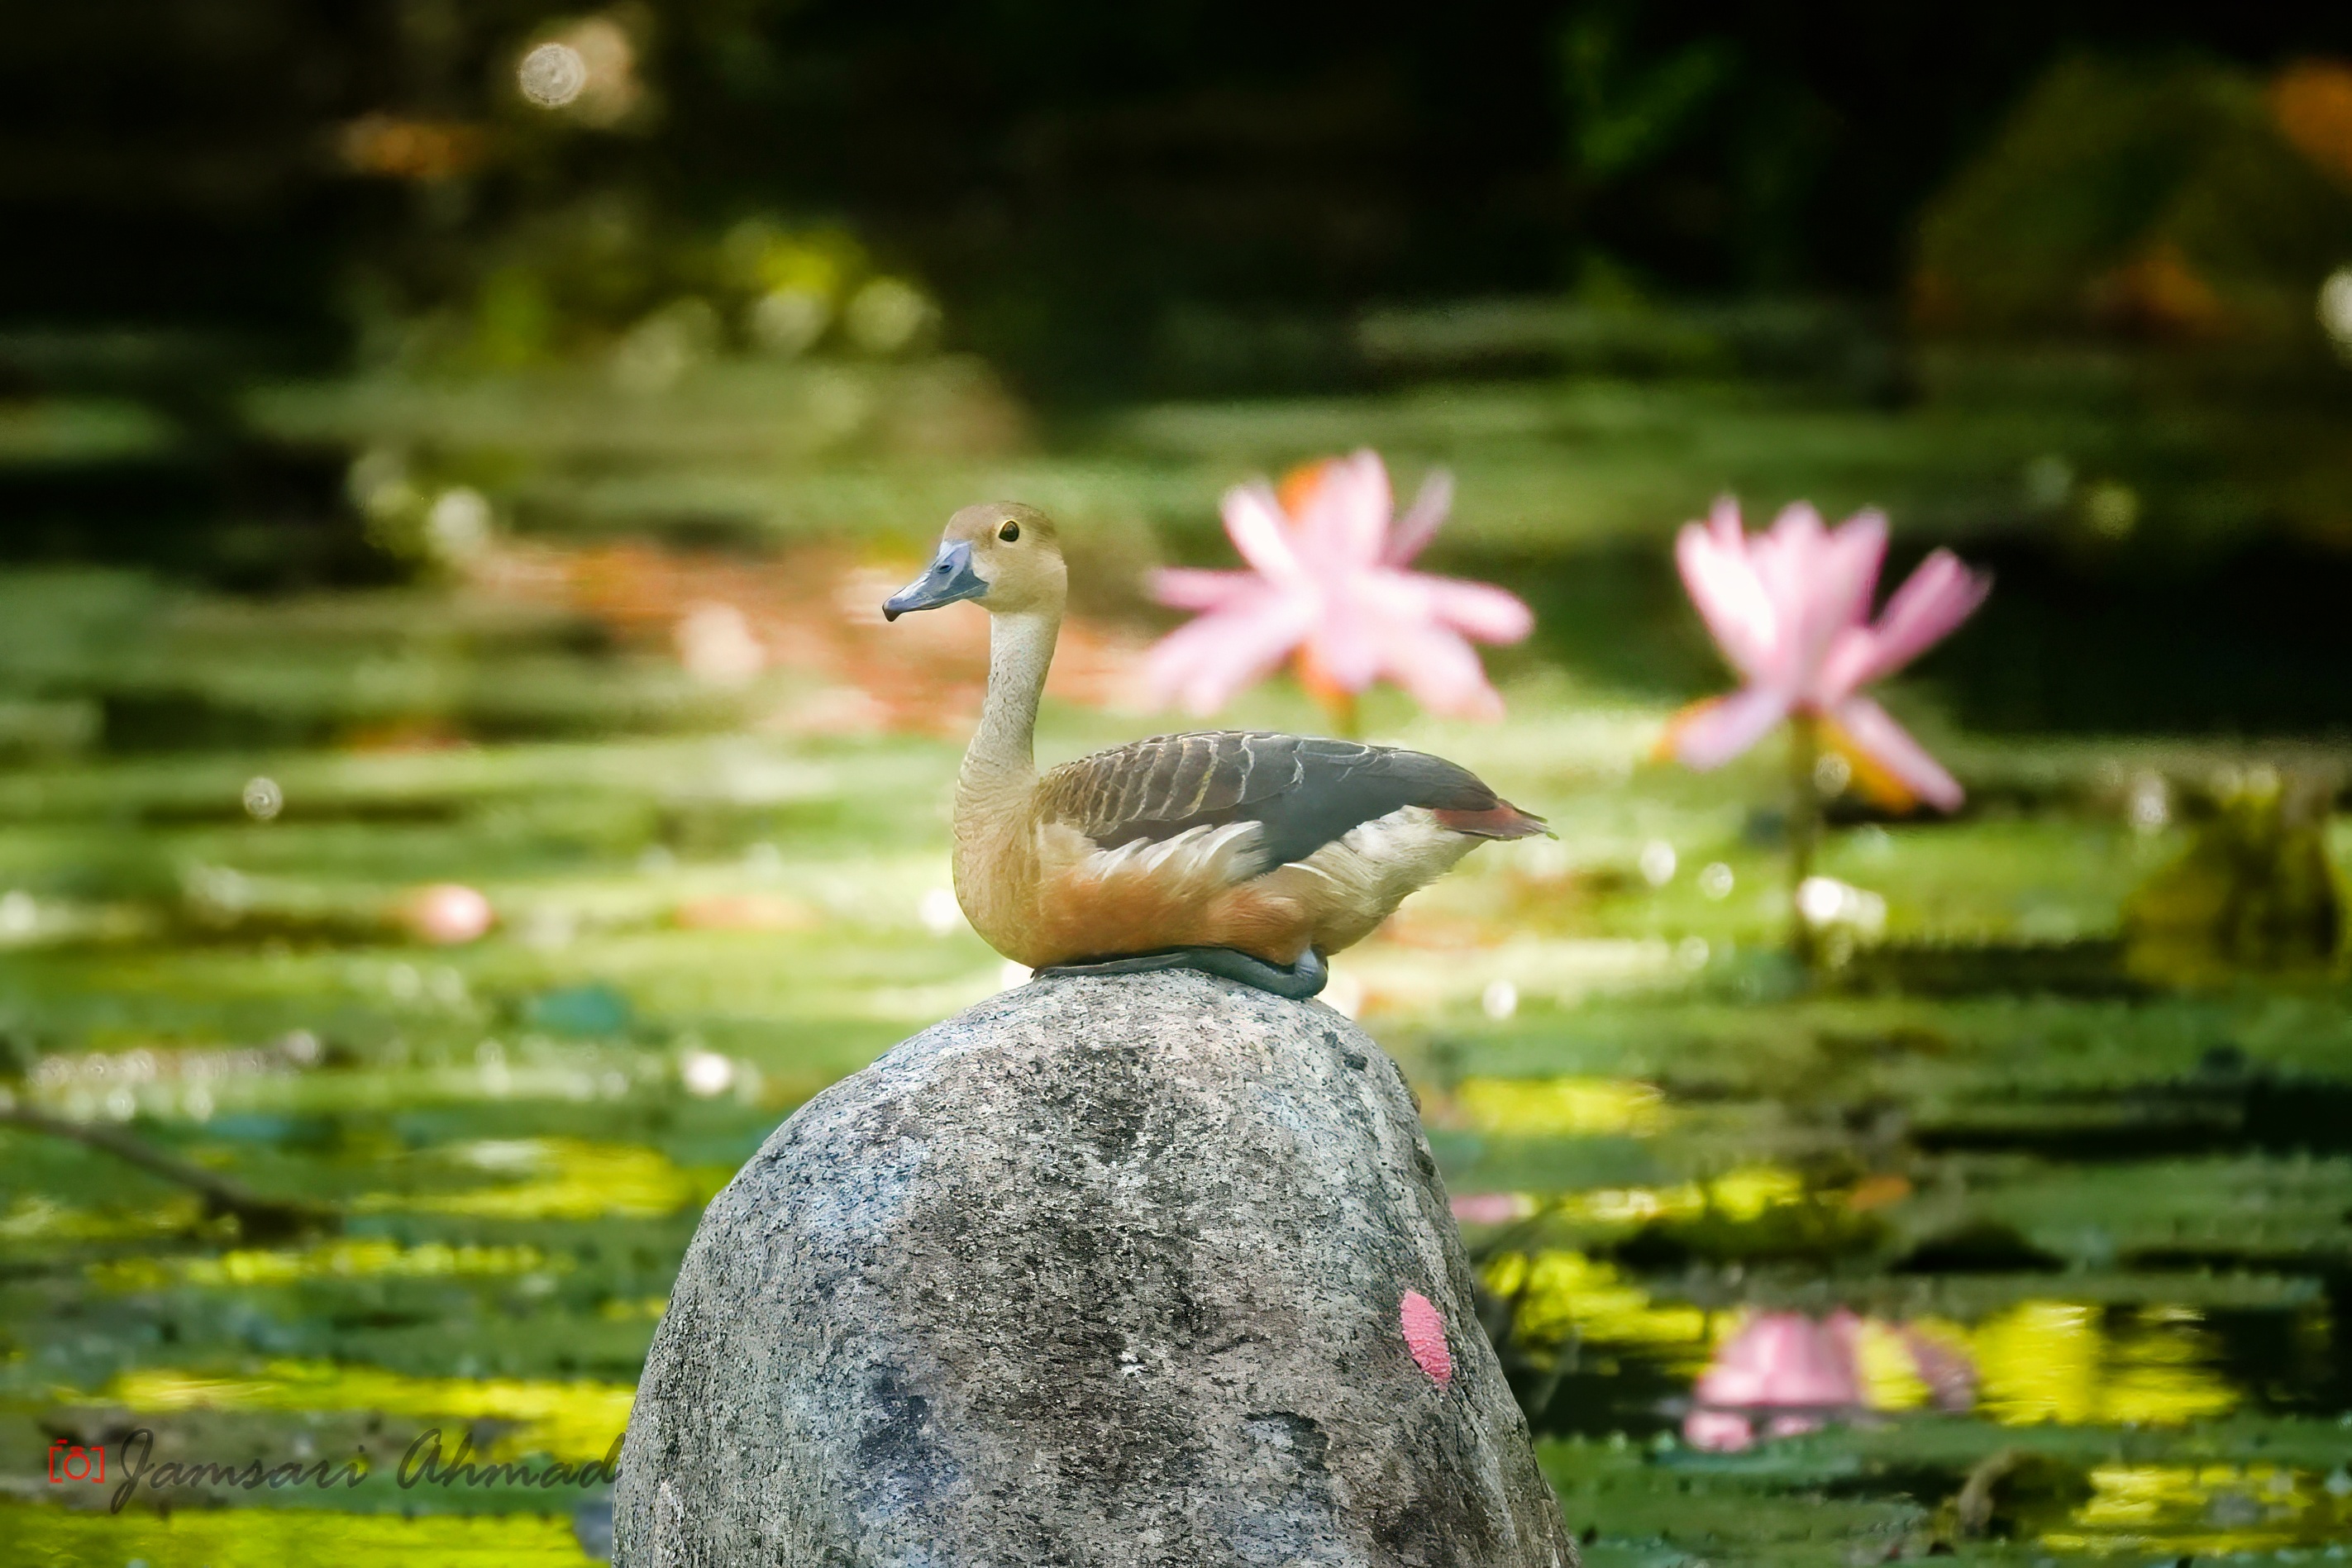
[{"left": 998, "top": 521, "right": 1021, "bottom": 543}]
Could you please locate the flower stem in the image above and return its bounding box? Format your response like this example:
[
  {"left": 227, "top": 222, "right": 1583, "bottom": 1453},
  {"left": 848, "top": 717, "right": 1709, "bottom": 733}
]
[{"left": 1788, "top": 712, "right": 1820, "bottom": 966}]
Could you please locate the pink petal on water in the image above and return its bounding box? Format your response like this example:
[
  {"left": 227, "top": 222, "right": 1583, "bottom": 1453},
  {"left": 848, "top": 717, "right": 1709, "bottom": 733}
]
[
  {"left": 1385, "top": 468, "right": 1454, "bottom": 565},
  {"left": 1668, "top": 686, "right": 1791, "bottom": 770},
  {"left": 1829, "top": 695, "right": 1963, "bottom": 812},
  {"left": 1400, "top": 1289, "right": 1453, "bottom": 1387}
]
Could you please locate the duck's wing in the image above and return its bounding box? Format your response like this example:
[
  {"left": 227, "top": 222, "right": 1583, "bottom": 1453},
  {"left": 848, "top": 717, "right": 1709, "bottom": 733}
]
[{"left": 1037, "top": 731, "right": 1541, "bottom": 881}]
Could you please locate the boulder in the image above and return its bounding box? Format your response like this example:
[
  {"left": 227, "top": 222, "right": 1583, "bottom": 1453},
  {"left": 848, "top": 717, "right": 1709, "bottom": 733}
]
[{"left": 614, "top": 968, "right": 1575, "bottom": 1568}]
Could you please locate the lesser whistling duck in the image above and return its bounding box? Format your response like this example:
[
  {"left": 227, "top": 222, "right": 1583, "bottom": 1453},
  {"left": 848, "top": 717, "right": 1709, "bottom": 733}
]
[{"left": 882, "top": 503, "right": 1547, "bottom": 998}]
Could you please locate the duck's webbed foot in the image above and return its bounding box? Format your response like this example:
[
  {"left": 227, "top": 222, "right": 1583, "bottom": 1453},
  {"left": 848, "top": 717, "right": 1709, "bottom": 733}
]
[{"left": 1037, "top": 946, "right": 1329, "bottom": 1000}]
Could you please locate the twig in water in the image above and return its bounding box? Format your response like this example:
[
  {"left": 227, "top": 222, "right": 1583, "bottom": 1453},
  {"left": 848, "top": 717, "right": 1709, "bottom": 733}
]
[{"left": 0, "top": 1098, "right": 338, "bottom": 1242}]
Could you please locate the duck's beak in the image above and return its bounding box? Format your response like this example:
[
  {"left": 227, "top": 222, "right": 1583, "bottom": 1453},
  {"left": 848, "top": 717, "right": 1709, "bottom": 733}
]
[{"left": 883, "top": 540, "right": 987, "bottom": 622}]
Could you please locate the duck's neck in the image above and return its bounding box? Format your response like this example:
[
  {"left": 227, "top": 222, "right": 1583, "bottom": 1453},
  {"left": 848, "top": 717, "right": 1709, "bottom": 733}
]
[{"left": 958, "top": 608, "right": 1060, "bottom": 808}]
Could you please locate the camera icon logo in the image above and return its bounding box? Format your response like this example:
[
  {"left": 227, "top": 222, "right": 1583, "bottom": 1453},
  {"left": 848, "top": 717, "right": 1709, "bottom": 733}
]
[{"left": 48, "top": 1439, "right": 106, "bottom": 1484}]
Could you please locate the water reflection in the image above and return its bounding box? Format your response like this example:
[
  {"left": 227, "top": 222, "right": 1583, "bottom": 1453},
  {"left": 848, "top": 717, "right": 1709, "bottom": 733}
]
[
  {"left": 1466, "top": 1165, "right": 1807, "bottom": 1233},
  {"left": 1492, "top": 1248, "right": 2254, "bottom": 1446},
  {"left": 1453, "top": 1076, "right": 1668, "bottom": 1137},
  {"left": 2045, "top": 1462, "right": 2352, "bottom": 1555},
  {"left": 1551, "top": 1165, "right": 1804, "bottom": 1227},
  {"left": 0, "top": 1192, "right": 208, "bottom": 1243},
  {"left": 90, "top": 1237, "right": 558, "bottom": 1291},
  {"left": 1486, "top": 1249, "right": 1710, "bottom": 1365},
  {"left": 1973, "top": 1300, "right": 2238, "bottom": 1427},
  {"left": 1682, "top": 1310, "right": 1977, "bottom": 1451},
  {"left": 359, "top": 1137, "right": 727, "bottom": 1221},
  {"left": 1684, "top": 1311, "right": 1867, "bottom": 1451}
]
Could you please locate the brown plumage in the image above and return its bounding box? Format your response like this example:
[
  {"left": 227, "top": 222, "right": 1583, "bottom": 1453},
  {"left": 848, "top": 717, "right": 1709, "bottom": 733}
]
[{"left": 883, "top": 502, "right": 1546, "bottom": 973}]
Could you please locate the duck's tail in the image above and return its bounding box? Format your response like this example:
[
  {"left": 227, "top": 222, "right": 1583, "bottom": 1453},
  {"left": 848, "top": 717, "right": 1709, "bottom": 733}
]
[{"left": 1432, "top": 799, "right": 1550, "bottom": 840}]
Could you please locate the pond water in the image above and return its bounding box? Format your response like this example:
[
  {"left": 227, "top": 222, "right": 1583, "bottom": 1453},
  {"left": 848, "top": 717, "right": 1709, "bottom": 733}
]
[{"left": 5, "top": 362, "right": 2351, "bottom": 1564}]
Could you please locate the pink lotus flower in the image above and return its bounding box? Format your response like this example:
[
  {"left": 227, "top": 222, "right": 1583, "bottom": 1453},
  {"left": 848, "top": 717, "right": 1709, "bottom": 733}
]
[
  {"left": 1668, "top": 499, "right": 1989, "bottom": 811},
  {"left": 1147, "top": 450, "right": 1534, "bottom": 723}
]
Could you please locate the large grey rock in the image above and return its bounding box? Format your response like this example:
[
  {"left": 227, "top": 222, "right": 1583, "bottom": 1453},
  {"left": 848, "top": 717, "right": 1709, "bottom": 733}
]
[{"left": 614, "top": 969, "right": 1575, "bottom": 1568}]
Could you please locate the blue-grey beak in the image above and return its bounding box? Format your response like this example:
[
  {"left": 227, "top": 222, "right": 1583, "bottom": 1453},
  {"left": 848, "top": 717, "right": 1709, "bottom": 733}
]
[{"left": 883, "top": 540, "right": 988, "bottom": 622}]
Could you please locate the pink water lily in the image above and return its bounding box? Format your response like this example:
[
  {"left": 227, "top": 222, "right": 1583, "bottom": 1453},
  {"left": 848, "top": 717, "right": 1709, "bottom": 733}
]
[
  {"left": 1669, "top": 499, "right": 1989, "bottom": 811},
  {"left": 1147, "top": 450, "right": 1534, "bottom": 723}
]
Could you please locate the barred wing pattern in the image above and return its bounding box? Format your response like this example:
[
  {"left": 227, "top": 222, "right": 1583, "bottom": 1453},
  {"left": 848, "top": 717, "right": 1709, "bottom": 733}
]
[{"left": 1036, "top": 732, "right": 1514, "bottom": 881}]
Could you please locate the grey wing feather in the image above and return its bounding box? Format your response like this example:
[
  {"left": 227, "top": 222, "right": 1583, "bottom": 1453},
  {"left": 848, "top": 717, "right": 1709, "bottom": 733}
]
[{"left": 1038, "top": 731, "right": 1509, "bottom": 879}]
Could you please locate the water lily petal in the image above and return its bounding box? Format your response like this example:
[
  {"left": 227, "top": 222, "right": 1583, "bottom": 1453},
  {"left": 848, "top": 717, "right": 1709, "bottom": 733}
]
[
  {"left": 1763, "top": 505, "right": 1882, "bottom": 695},
  {"left": 1220, "top": 481, "right": 1308, "bottom": 584},
  {"left": 1413, "top": 574, "right": 1534, "bottom": 643},
  {"left": 1296, "top": 448, "right": 1393, "bottom": 567},
  {"left": 1162, "top": 451, "right": 1525, "bottom": 721},
  {"left": 1823, "top": 511, "right": 1888, "bottom": 620},
  {"left": 1749, "top": 501, "right": 1827, "bottom": 629},
  {"left": 1144, "top": 593, "right": 1313, "bottom": 715},
  {"left": 1676, "top": 511, "right": 1780, "bottom": 684},
  {"left": 1149, "top": 567, "right": 1259, "bottom": 611},
  {"left": 1385, "top": 468, "right": 1454, "bottom": 565},
  {"left": 1304, "top": 591, "right": 1382, "bottom": 690},
  {"left": 1829, "top": 696, "right": 1963, "bottom": 812},
  {"left": 1809, "top": 510, "right": 1888, "bottom": 665},
  {"left": 1848, "top": 549, "right": 1991, "bottom": 689},
  {"left": 1378, "top": 622, "right": 1507, "bottom": 720},
  {"left": 1667, "top": 686, "right": 1791, "bottom": 770},
  {"left": 1813, "top": 624, "right": 1878, "bottom": 708}
]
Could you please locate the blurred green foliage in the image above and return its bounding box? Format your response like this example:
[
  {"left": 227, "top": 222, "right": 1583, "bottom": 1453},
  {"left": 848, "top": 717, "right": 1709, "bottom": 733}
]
[{"left": 1917, "top": 55, "right": 2352, "bottom": 344}]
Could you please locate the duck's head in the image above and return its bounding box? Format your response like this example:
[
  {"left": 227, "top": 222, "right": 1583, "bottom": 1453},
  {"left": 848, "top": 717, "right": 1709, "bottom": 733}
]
[{"left": 883, "top": 502, "right": 1064, "bottom": 622}]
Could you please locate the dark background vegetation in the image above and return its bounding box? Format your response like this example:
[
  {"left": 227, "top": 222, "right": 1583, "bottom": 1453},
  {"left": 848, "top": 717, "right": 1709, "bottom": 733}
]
[
  {"left": 7, "top": 1, "right": 2352, "bottom": 730},
  {"left": 8, "top": 2, "right": 2352, "bottom": 390}
]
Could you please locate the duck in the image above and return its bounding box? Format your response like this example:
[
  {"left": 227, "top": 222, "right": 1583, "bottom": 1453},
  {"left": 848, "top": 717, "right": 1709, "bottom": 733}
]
[{"left": 882, "top": 502, "right": 1547, "bottom": 998}]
